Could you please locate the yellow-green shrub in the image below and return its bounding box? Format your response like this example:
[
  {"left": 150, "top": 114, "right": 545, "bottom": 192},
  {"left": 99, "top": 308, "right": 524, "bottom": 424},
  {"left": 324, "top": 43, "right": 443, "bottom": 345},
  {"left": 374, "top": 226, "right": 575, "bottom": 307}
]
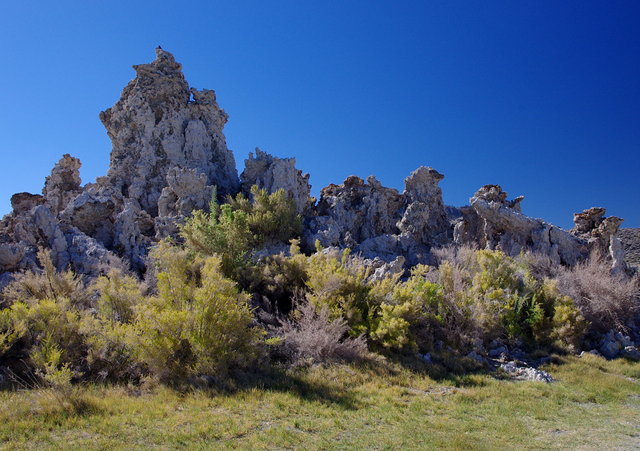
[
  {"left": 305, "top": 248, "right": 374, "bottom": 337},
  {"left": 92, "top": 269, "right": 144, "bottom": 323},
  {"left": 371, "top": 265, "right": 445, "bottom": 350},
  {"left": 1, "top": 249, "right": 88, "bottom": 307},
  {"left": 181, "top": 186, "right": 302, "bottom": 281},
  {"left": 228, "top": 185, "right": 302, "bottom": 245},
  {"left": 0, "top": 296, "right": 85, "bottom": 382},
  {"left": 132, "top": 249, "right": 263, "bottom": 383}
]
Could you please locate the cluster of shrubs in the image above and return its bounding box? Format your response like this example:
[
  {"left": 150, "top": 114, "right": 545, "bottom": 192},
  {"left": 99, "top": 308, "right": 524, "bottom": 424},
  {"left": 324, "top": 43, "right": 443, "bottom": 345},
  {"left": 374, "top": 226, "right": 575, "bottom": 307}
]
[{"left": 0, "top": 186, "right": 638, "bottom": 390}]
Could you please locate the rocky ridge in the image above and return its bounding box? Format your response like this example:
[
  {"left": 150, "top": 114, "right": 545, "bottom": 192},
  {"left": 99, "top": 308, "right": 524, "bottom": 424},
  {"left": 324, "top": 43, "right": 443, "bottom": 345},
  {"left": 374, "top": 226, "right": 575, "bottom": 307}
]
[{"left": 0, "top": 48, "right": 630, "bottom": 282}]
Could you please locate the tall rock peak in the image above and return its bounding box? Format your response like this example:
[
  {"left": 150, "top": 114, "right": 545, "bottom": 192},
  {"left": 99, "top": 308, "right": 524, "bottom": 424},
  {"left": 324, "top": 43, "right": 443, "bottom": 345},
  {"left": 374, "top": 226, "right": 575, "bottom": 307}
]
[{"left": 99, "top": 48, "right": 238, "bottom": 215}]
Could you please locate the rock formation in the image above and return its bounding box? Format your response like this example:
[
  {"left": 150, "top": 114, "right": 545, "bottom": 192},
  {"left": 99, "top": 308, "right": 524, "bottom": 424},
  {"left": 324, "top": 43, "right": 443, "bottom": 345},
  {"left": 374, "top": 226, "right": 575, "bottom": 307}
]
[
  {"left": 302, "top": 167, "right": 450, "bottom": 266},
  {"left": 241, "top": 148, "right": 312, "bottom": 214},
  {"left": 100, "top": 47, "right": 238, "bottom": 213},
  {"left": 0, "top": 48, "right": 236, "bottom": 278},
  {"left": 570, "top": 207, "right": 626, "bottom": 273},
  {"left": 0, "top": 48, "right": 630, "bottom": 285},
  {"left": 453, "top": 185, "right": 589, "bottom": 265}
]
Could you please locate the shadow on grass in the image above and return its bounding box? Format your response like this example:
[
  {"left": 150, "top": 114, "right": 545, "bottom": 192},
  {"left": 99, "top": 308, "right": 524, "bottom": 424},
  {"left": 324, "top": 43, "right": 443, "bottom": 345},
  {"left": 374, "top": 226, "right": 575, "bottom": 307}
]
[{"left": 202, "top": 364, "right": 363, "bottom": 411}]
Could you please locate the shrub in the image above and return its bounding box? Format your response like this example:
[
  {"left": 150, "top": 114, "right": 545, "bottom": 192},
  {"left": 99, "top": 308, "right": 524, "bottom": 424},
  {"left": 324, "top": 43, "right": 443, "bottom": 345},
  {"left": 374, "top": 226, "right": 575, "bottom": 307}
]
[
  {"left": 133, "top": 248, "right": 263, "bottom": 383},
  {"left": 305, "top": 248, "right": 374, "bottom": 337},
  {"left": 279, "top": 300, "right": 368, "bottom": 365},
  {"left": 2, "top": 248, "right": 88, "bottom": 307},
  {"left": 0, "top": 296, "right": 85, "bottom": 379},
  {"left": 92, "top": 269, "right": 144, "bottom": 324},
  {"left": 181, "top": 186, "right": 302, "bottom": 280},
  {"left": 244, "top": 240, "right": 309, "bottom": 313},
  {"left": 228, "top": 185, "right": 302, "bottom": 245},
  {"left": 370, "top": 265, "right": 441, "bottom": 350},
  {"left": 556, "top": 254, "right": 639, "bottom": 333},
  {"left": 431, "top": 248, "right": 586, "bottom": 350},
  {"left": 80, "top": 316, "right": 139, "bottom": 382},
  {"left": 180, "top": 191, "right": 253, "bottom": 280}
]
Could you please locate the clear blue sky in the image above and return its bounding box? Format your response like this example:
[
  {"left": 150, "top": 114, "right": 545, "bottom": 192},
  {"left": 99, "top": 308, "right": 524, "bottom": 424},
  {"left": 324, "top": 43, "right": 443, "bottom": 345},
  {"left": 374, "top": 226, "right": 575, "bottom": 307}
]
[{"left": 1, "top": 1, "right": 638, "bottom": 228}]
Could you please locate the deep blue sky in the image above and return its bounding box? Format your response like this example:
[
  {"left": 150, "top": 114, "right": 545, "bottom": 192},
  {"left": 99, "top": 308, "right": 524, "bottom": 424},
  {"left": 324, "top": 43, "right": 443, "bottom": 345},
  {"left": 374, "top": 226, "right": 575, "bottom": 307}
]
[{"left": 1, "top": 1, "right": 638, "bottom": 228}]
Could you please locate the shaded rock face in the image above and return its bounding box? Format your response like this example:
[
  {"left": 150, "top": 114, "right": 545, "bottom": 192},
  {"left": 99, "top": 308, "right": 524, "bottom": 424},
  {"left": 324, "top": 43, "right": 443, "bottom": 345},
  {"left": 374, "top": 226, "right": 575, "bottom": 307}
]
[
  {"left": 241, "top": 148, "right": 312, "bottom": 214},
  {"left": 619, "top": 228, "right": 640, "bottom": 268},
  {"left": 0, "top": 48, "right": 630, "bottom": 283}
]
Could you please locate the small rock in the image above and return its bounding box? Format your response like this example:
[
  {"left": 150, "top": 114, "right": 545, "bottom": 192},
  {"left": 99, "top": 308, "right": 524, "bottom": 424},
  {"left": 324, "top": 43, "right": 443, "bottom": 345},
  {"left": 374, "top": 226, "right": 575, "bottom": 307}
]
[
  {"left": 466, "top": 351, "right": 488, "bottom": 366},
  {"left": 500, "top": 361, "right": 554, "bottom": 383},
  {"left": 419, "top": 353, "right": 432, "bottom": 364},
  {"left": 614, "top": 332, "right": 634, "bottom": 348}
]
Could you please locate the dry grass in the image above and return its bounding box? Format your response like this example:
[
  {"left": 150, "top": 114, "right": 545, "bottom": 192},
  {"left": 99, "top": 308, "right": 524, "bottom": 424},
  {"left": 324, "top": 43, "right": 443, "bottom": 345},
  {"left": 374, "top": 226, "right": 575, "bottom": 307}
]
[
  {"left": 557, "top": 254, "right": 639, "bottom": 333},
  {"left": 278, "top": 300, "right": 368, "bottom": 365}
]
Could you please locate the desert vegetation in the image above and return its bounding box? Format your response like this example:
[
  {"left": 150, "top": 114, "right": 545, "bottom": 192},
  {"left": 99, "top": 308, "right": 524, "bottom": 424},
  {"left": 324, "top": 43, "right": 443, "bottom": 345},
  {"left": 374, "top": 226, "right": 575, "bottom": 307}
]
[
  {"left": 0, "top": 187, "right": 638, "bottom": 448},
  {"left": 1, "top": 188, "right": 637, "bottom": 387}
]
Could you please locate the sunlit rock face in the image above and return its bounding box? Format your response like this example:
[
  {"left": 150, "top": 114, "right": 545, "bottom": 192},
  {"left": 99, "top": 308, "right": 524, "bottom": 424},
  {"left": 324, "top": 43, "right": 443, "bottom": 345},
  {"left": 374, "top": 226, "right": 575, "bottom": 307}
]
[
  {"left": 301, "top": 167, "right": 450, "bottom": 266},
  {"left": 99, "top": 47, "right": 239, "bottom": 215},
  {"left": 453, "top": 185, "right": 590, "bottom": 265},
  {"left": 0, "top": 48, "right": 239, "bottom": 277}
]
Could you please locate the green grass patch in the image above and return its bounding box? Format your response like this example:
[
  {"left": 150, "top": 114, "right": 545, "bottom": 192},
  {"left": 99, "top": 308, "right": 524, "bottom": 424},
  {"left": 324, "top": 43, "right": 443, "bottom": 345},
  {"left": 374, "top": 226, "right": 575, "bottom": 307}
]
[{"left": 0, "top": 355, "right": 638, "bottom": 450}]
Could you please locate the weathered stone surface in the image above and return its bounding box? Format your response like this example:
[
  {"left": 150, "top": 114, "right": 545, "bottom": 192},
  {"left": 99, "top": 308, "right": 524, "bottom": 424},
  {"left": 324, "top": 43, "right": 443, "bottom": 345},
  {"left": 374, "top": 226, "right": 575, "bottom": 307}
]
[
  {"left": 10, "top": 193, "right": 44, "bottom": 214},
  {"left": 113, "top": 200, "right": 154, "bottom": 271},
  {"left": 454, "top": 185, "right": 590, "bottom": 265},
  {"left": 43, "top": 154, "right": 82, "bottom": 214},
  {"left": 397, "top": 167, "right": 450, "bottom": 246},
  {"left": 571, "top": 207, "right": 627, "bottom": 273},
  {"left": 158, "top": 167, "right": 213, "bottom": 218},
  {"left": 500, "top": 361, "right": 554, "bottom": 382},
  {"left": 99, "top": 47, "right": 238, "bottom": 215},
  {"left": 304, "top": 175, "right": 403, "bottom": 250},
  {"left": 65, "top": 228, "right": 126, "bottom": 277},
  {"left": 0, "top": 243, "right": 26, "bottom": 272},
  {"left": 241, "top": 148, "right": 311, "bottom": 214}
]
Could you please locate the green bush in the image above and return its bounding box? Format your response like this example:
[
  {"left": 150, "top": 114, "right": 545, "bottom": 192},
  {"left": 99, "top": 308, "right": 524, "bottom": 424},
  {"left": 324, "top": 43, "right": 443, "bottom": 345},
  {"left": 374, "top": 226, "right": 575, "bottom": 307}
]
[
  {"left": 0, "top": 296, "right": 85, "bottom": 381},
  {"left": 228, "top": 185, "right": 302, "bottom": 245},
  {"left": 180, "top": 191, "right": 253, "bottom": 280},
  {"left": 433, "top": 248, "right": 586, "bottom": 349},
  {"left": 92, "top": 269, "right": 144, "bottom": 324},
  {"left": 180, "top": 186, "right": 302, "bottom": 281},
  {"left": 371, "top": 265, "right": 445, "bottom": 351},
  {"left": 244, "top": 240, "right": 309, "bottom": 313},
  {"left": 305, "top": 248, "right": 374, "bottom": 337},
  {"left": 132, "top": 246, "right": 263, "bottom": 383}
]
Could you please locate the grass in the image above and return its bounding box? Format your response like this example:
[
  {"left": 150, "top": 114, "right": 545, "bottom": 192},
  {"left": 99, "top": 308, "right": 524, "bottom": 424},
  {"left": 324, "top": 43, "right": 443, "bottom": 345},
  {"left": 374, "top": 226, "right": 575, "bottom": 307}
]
[{"left": 0, "top": 355, "right": 638, "bottom": 450}]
